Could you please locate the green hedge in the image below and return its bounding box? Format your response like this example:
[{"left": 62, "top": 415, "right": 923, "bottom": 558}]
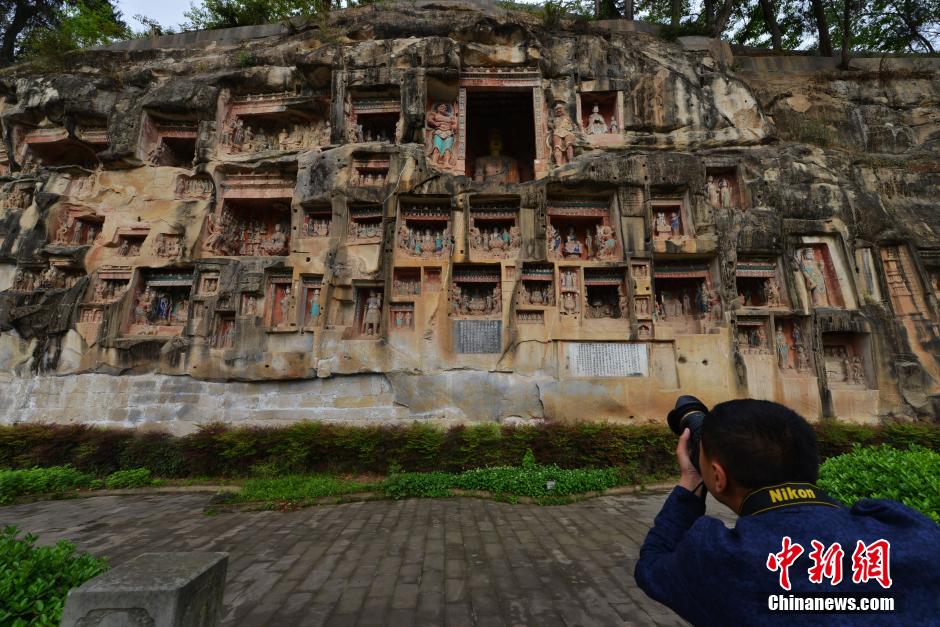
[
  {"left": 819, "top": 445, "right": 940, "bottom": 523},
  {"left": 0, "top": 421, "right": 936, "bottom": 480}
]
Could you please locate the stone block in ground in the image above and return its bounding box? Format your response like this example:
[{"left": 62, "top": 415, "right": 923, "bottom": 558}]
[{"left": 60, "top": 552, "right": 228, "bottom": 627}]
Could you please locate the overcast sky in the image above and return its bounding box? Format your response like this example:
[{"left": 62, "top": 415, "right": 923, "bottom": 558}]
[{"left": 117, "top": 0, "right": 194, "bottom": 31}]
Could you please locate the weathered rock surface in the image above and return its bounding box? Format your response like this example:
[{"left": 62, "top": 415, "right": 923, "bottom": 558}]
[{"left": 0, "top": 1, "right": 937, "bottom": 431}]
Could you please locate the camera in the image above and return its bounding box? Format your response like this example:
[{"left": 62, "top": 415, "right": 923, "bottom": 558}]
[{"left": 667, "top": 395, "right": 709, "bottom": 473}]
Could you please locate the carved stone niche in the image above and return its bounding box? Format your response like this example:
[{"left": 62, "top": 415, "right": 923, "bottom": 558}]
[
  {"left": 517, "top": 263, "right": 555, "bottom": 309},
  {"left": 2, "top": 182, "right": 32, "bottom": 212},
  {"left": 112, "top": 223, "right": 150, "bottom": 258},
  {"left": 153, "top": 233, "right": 184, "bottom": 259},
  {"left": 300, "top": 276, "right": 323, "bottom": 330},
  {"left": 353, "top": 284, "right": 385, "bottom": 337},
  {"left": 207, "top": 173, "right": 294, "bottom": 257},
  {"left": 197, "top": 271, "right": 220, "bottom": 296},
  {"left": 389, "top": 301, "right": 415, "bottom": 332},
  {"left": 736, "top": 316, "right": 771, "bottom": 355},
  {"left": 423, "top": 267, "right": 442, "bottom": 293},
  {"left": 396, "top": 198, "right": 452, "bottom": 260},
  {"left": 126, "top": 270, "right": 194, "bottom": 337},
  {"left": 264, "top": 273, "right": 295, "bottom": 330},
  {"left": 211, "top": 314, "right": 237, "bottom": 349},
  {"left": 88, "top": 267, "right": 131, "bottom": 304},
  {"left": 650, "top": 198, "right": 694, "bottom": 250},
  {"left": 459, "top": 67, "right": 544, "bottom": 182},
  {"left": 546, "top": 196, "right": 620, "bottom": 261},
  {"left": 10, "top": 266, "right": 44, "bottom": 292},
  {"left": 822, "top": 332, "right": 873, "bottom": 388},
  {"left": 793, "top": 238, "right": 853, "bottom": 310},
  {"left": 51, "top": 208, "right": 104, "bottom": 248},
  {"left": 450, "top": 264, "right": 502, "bottom": 319},
  {"left": 350, "top": 154, "right": 390, "bottom": 187},
  {"left": 347, "top": 204, "right": 383, "bottom": 243},
  {"left": 558, "top": 266, "right": 581, "bottom": 317},
  {"left": 175, "top": 174, "right": 214, "bottom": 199},
  {"left": 879, "top": 244, "right": 927, "bottom": 316},
  {"left": 393, "top": 267, "right": 421, "bottom": 297},
  {"left": 12, "top": 123, "right": 99, "bottom": 169},
  {"left": 348, "top": 87, "right": 401, "bottom": 143},
  {"left": 469, "top": 197, "right": 521, "bottom": 261},
  {"left": 736, "top": 258, "right": 787, "bottom": 310},
  {"left": 300, "top": 203, "right": 332, "bottom": 239},
  {"left": 578, "top": 91, "right": 623, "bottom": 142},
  {"left": 138, "top": 112, "right": 200, "bottom": 168},
  {"left": 704, "top": 167, "right": 744, "bottom": 210},
  {"left": 774, "top": 317, "right": 813, "bottom": 374},
  {"left": 653, "top": 263, "right": 717, "bottom": 333},
  {"left": 218, "top": 89, "right": 331, "bottom": 157},
  {"left": 75, "top": 118, "right": 110, "bottom": 153},
  {"left": 583, "top": 268, "right": 629, "bottom": 320}
]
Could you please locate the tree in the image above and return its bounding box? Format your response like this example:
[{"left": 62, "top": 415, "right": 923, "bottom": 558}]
[
  {"left": 0, "top": 0, "right": 127, "bottom": 64},
  {"left": 183, "top": 0, "right": 334, "bottom": 31},
  {"left": 809, "top": 0, "right": 834, "bottom": 55}
]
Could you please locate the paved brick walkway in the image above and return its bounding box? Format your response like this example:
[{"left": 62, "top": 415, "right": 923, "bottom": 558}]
[{"left": 1, "top": 492, "right": 736, "bottom": 626}]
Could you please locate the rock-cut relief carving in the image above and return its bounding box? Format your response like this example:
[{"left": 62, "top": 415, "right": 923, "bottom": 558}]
[{"left": 425, "top": 102, "right": 459, "bottom": 169}]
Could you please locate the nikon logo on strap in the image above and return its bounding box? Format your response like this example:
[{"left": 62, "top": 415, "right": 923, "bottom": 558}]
[
  {"left": 769, "top": 485, "right": 818, "bottom": 503},
  {"left": 739, "top": 482, "right": 843, "bottom": 517}
]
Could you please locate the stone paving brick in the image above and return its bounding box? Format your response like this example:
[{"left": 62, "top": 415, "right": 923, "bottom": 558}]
[{"left": 0, "top": 491, "right": 737, "bottom": 625}]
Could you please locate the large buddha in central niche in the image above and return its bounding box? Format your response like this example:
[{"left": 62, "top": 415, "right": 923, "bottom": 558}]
[{"left": 473, "top": 130, "right": 519, "bottom": 183}]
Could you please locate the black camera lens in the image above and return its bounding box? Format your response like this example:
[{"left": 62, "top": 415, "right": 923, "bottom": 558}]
[{"left": 667, "top": 395, "right": 709, "bottom": 473}]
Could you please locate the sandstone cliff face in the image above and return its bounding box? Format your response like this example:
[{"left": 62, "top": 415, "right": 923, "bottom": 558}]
[{"left": 0, "top": 2, "right": 937, "bottom": 432}]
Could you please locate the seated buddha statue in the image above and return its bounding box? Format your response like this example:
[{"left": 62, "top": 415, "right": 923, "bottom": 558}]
[{"left": 473, "top": 130, "right": 519, "bottom": 184}]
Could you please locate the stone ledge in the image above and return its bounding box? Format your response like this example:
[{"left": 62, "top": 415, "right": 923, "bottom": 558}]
[{"left": 61, "top": 552, "right": 228, "bottom": 627}]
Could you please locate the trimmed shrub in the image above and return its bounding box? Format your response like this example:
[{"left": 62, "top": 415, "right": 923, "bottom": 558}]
[
  {"left": 103, "top": 468, "right": 153, "bottom": 490},
  {"left": 818, "top": 444, "right": 940, "bottom": 523},
  {"left": 0, "top": 467, "right": 92, "bottom": 504},
  {"left": 0, "top": 526, "right": 108, "bottom": 626},
  {"left": 0, "top": 420, "right": 936, "bottom": 480}
]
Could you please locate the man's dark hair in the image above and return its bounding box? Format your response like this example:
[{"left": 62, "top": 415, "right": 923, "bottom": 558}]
[{"left": 700, "top": 399, "right": 819, "bottom": 488}]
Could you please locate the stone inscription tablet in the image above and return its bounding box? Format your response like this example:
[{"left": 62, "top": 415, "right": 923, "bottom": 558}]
[
  {"left": 567, "top": 342, "right": 648, "bottom": 377},
  {"left": 454, "top": 320, "right": 502, "bottom": 354}
]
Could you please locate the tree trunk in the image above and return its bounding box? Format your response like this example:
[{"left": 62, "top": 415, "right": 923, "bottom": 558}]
[
  {"left": 670, "top": 0, "right": 681, "bottom": 29},
  {"left": 839, "top": 0, "right": 852, "bottom": 69},
  {"left": 810, "top": 0, "right": 833, "bottom": 56},
  {"left": 713, "top": 0, "right": 735, "bottom": 36},
  {"left": 1, "top": 1, "right": 41, "bottom": 64},
  {"left": 625, "top": 0, "right": 635, "bottom": 21},
  {"left": 704, "top": 0, "right": 715, "bottom": 30},
  {"left": 758, "top": 0, "right": 783, "bottom": 50}
]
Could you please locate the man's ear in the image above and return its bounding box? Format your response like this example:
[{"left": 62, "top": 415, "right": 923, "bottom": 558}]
[{"left": 710, "top": 459, "right": 728, "bottom": 495}]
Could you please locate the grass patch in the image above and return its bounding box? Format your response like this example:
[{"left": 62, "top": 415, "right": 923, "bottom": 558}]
[
  {"left": 231, "top": 474, "right": 376, "bottom": 503},
  {"left": 223, "top": 454, "right": 637, "bottom": 508}
]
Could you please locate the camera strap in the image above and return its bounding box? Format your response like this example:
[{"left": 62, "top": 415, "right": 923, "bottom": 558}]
[{"left": 738, "top": 482, "right": 843, "bottom": 517}]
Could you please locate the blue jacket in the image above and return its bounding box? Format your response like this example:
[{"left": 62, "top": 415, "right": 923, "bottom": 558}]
[{"left": 635, "top": 486, "right": 940, "bottom": 626}]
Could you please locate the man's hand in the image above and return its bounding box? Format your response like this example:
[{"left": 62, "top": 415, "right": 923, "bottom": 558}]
[{"left": 676, "top": 428, "right": 704, "bottom": 494}]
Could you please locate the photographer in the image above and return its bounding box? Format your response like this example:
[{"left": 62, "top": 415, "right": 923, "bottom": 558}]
[{"left": 634, "top": 399, "right": 940, "bottom": 625}]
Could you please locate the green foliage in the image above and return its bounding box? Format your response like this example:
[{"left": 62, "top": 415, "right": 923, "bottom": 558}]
[
  {"left": 0, "top": 467, "right": 92, "bottom": 505},
  {"left": 818, "top": 444, "right": 940, "bottom": 523},
  {"left": 20, "top": 1, "right": 131, "bottom": 60},
  {"left": 183, "top": 0, "right": 332, "bottom": 31},
  {"left": 103, "top": 468, "right": 153, "bottom": 490},
  {"left": 236, "top": 50, "right": 258, "bottom": 67},
  {"left": 1, "top": 421, "right": 937, "bottom": 482},
  {"left": 0, "top": 526, "right": 108, "bottom": 626},
  {"left": 232, "top": 474, "right": 374, "bottom": 503}
]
